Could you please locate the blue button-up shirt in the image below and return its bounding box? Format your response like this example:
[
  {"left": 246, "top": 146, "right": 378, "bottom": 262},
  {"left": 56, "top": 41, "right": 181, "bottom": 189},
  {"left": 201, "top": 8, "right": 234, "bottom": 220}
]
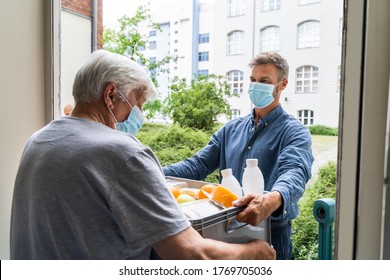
[{"left": 163, "top": 104, "right": 314, "bottom": 221}]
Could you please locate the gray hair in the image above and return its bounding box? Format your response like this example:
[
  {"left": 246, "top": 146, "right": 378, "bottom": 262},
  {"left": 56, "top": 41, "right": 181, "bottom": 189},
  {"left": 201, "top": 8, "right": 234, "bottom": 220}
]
[
  {"left": 249, "top": 52, "right": 289, "bottom": 81},
  {"left": 72, "top": 49, "right": 157, "bottom": 103}
]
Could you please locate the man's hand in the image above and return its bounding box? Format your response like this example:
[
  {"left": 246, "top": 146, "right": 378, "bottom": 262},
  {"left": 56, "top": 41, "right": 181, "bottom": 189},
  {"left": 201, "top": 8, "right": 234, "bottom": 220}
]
[{"left": 233, "top": 191, "right": 282, "bottom": 226}]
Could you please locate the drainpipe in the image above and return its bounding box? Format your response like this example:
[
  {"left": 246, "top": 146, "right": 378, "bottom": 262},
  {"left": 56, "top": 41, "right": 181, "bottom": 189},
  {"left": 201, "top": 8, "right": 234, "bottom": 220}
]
[{"left": 92, "top": 0, "right": 98, "bottom": 51}]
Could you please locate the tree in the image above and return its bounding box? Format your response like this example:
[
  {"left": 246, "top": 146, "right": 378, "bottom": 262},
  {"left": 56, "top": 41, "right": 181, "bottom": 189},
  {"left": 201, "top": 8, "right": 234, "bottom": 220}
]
[
  {"left": 163, "top": 74, "right": 237, "bottom": 131},
  {"left": 103, "top": 5, "right": 179, "bottom": 119}
]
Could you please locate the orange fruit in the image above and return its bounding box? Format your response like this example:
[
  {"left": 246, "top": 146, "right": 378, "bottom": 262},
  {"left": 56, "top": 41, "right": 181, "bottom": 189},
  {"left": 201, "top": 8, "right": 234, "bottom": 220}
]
[
  {"left": 168, "top": 186, "right": 181, "bottom": 199},
  {"left": 198, "top": 184, "right": 217, "bottom": 199},
  {"left": 211, "top": 185, "right": 239, "bottom": 208}
]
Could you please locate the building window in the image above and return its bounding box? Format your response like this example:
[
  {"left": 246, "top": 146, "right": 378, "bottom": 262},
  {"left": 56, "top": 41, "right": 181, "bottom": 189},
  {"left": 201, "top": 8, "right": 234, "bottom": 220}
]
[
  {"left": 149, "top": 57, "right": 157, "bottom": 78},
  {"left": 199, "top": 51, "right": 209, "bottom": 61},
  {"left": 228, "top": 0, "right": 245, "bottom": 17},
  {"left": 198, "top": 69, "right": 209, "bottom": 76},
  {"left": 227, "top": 31, "right": 244, "bottom": 55},
  {"left": 296, "top": 65, "right": 318, "bottom": 93},
  {"left": 232, "top": 109, "right": 241, "bottom": 119},
  {"left": 149, "top": 30, "right": 157, "bottom": 37},
  {"left": 298, "top": 0, "right": 321, "bottom": 5},
  {"left": 261, "top": 0, "right": 281, "bottom": 12},
  {"left": 149, "top": 41, "right": 157, "bottom": 50},
  {"left": 199, "top": 33, "right": 210, "bottom": 44},
  {"left": 297, "top": 20, "right": 320, "bottom": 48},
  {"left": 297, "top": 110, "right": 314, "bottom": 125},
  {"left": 138, "top": 45, "right": 145, "bottom": 51},
  {"left": 227, "top": 70, "right": 244, "bottom": 94},
  {"left": 260, "top": 26, "right": 280, "bottom": 51}
]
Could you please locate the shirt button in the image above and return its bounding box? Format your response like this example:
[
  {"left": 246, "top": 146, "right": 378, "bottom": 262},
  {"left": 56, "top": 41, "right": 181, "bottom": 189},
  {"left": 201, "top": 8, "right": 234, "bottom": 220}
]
[
  {"left": 284, "top": 210, "right": 287, "bottom": 215},
  {"left": 252, "top": 128, "right": 255, "bottom": 131},
  {"left": 248, "top": 146, "right": 251, "bottom": 150},
  {"left": 265, "top": 122, "right": 268, "bottom": 126}
]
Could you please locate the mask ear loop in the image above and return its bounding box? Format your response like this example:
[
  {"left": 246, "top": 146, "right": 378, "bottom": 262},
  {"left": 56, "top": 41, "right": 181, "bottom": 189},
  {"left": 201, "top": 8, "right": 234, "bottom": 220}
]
[
  {"left": 273, "top": 80, "right": 284, "bottom": 99},
  {"left": 107, "top": 106, "right": 118, "bottom": 124},
  {"left": 116, "top": 89, "right": 134, "bottom": 110}
]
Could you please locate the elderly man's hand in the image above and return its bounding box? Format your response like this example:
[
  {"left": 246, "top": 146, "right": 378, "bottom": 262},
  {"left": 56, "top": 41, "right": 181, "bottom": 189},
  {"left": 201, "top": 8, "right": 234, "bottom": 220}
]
[
  {"left": 233, "top": 191, "right": 282, "bottom": 226},
  {"left": 249, "top": 239, "right": 276, "bottom": 260}
]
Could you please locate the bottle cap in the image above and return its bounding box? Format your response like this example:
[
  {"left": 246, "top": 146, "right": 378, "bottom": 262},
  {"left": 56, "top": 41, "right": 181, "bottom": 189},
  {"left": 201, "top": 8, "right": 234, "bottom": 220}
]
[
  {"left": 246, "top": 158, "right": 258, "bottom": 166},
  {"left": 221, "top": 168, "right": 232, "bottom": 177}
]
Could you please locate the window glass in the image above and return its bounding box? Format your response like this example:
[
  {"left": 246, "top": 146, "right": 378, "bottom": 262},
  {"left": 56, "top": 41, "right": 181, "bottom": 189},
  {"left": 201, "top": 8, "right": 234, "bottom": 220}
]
[
  {"left": 198, "top": 69, "right": 209, "bottom": 76},
  {"left": 227, "top": 70, "right": 244, "bottom": 94},
  {"left": 149, "top": 40, "right": 157, "bottom": 50},
  {"left": 297, "top": 20, "right": 320, "bottom": 48},
  {"left": 260, "top": 26, "right": 280, "bottom": 51},
  {"left": 199, "top": 51, "right": 209, "bottom": 61},
  {"left": 296, "top": 66, "right": 319, "bottom": 93},
  {"left": 297, "top": 109, "right": 314, "bottom": 125},
  {"left": 228, "top": 0, "right": 245, "bottom": 17},
  {"left": 199, "top": 33, "right": 210, "bottom": 44},
  {"left": 227, "top": 31, "right": 244, "bottom": 55},
  {"left": 261, "top": 0, "right": 281, "bottom": 12},
  {"left": 232, "top": 109, "right": 241, "bottom": 119}
]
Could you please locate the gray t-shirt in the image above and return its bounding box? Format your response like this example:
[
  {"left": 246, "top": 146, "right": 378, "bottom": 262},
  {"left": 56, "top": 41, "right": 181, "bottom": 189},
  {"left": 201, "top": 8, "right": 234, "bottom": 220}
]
[{"left": 10, "top": 116, "right": 190, "bottom": 259}]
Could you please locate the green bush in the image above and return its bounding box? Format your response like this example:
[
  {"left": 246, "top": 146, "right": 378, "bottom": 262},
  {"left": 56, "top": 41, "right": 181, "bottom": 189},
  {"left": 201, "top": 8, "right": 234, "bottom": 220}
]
[
  {"left": 137, "top": 123, "right": 220, "bottom": 183},
  {"left": 291, "top": 161, "right": 337, "bottom": 260},
  {"left": 308, "top": 125, "right": 338, "bottom": 136}
]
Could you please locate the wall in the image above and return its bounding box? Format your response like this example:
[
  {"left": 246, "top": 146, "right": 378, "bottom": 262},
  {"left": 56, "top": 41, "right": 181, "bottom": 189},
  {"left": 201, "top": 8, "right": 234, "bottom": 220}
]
[
  {"left": 62, "top": 0, "right": 103, "bottom": 49},
  {"left": 60, "top": 10, "right": 92, "bottom": 112},
  {"left": 0, "top": 0, "right": 47, "bottom": 259}
]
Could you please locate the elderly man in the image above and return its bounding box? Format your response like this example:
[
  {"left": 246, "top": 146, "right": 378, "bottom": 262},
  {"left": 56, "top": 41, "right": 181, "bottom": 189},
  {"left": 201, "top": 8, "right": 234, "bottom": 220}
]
[
  {"left": 164, "top": 52, "right": 314, "bottom": 260},
  {"left": 10, "top": 50, "right": 274, "bottom": 260}
]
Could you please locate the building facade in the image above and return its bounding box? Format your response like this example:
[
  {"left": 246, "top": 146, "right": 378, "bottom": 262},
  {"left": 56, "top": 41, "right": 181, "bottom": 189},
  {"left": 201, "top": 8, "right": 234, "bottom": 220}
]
[{"left": 143, "top": 0, "right": 343, "bottom": 127}]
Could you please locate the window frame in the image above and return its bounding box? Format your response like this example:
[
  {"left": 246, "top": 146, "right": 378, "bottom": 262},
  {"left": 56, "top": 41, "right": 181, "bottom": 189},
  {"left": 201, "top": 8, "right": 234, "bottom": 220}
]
[
  {"left": 260, "top": 25, "right": 280, "bottom": 51},
  {"left": 297, "top": 109, "right": 314, "bottom": 125},
  {"left": 260, "top": 0, "right": 281, "bottom": 12},
  {"left": 227, "top": 0, "right": 246, "bottom": 17},
  {"left": 198, "top": 51, "right": 209, "bottom": 62},
  {"left": 297, "top": 20, "right": 320, "bottom": 49},
  {"left": 295, "top": 65, "right": 319, "bottom": 93},
  {"left": 227, "top": 30, "right": 245, "bottom": 55},
  {"left": 227, "top": 70, "right": 244, "bottom": 95}
]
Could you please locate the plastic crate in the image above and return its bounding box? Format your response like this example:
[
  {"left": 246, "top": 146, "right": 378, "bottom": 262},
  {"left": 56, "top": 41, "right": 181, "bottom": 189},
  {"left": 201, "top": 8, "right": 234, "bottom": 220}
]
[{"left": 166, "top": 176, "right": 271, "bottom": 244}]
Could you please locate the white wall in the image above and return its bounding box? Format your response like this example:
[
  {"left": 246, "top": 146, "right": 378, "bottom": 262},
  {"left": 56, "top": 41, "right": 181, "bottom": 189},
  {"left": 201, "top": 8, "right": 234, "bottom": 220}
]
[
  {"left": 60, "top": 10, "right": 92, "bottom": 114},
  {"left": 0, "top": 0, "right": 47, "bottom": 259}
]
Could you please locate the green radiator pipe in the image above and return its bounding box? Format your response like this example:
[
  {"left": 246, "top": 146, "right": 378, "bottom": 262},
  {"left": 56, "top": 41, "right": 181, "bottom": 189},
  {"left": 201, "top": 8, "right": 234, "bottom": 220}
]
[{"left": 313, "top": 198, "right": 335, "bottom": 260}]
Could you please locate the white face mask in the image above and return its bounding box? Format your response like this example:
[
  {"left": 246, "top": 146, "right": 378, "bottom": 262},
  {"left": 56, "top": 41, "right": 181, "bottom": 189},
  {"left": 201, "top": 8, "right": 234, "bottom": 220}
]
[{"left": 107, "top": 89, "right": 144, "bottom": 135}]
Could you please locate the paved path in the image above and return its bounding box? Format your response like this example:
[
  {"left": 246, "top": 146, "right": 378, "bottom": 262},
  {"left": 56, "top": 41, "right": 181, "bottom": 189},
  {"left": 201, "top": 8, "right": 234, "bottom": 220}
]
[{"left": 307, "top": 135, "right": 338, "bottom": 186}]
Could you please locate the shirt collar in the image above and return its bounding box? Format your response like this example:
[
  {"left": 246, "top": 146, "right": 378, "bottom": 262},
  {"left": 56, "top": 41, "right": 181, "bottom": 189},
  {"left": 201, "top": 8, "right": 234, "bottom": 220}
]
[{"left": 251, "top": 104, "right": 284, "bottom": 125}]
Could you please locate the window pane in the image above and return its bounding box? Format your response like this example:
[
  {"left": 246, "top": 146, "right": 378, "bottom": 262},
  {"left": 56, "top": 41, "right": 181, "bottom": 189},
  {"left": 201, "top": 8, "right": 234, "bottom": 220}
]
[
  {"left": 227, "top": 70, "right": 244, "bottom": 95},
  {"left": 297, "top": 21, "right": 320, "bottom": 49}
]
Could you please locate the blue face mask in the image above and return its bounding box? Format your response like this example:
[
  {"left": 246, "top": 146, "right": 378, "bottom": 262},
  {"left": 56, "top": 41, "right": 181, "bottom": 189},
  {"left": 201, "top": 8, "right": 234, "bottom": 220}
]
[
  {"left": 108, "top": 89, "right": 144, "bottom": 136},
  {"left": 248, "top": 81, "right": 281, "bottom": 109}
]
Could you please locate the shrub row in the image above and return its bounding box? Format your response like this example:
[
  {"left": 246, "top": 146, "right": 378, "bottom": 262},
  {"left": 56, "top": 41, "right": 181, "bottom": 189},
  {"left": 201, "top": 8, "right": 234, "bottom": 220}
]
[{"left": 308, "top": 125, "right": 338, "bottom": 136}]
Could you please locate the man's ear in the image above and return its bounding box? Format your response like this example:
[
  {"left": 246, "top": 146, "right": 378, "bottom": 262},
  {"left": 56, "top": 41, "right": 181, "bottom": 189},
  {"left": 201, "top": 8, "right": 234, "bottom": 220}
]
[
  {"left": 280, "top": 79, "right": 288, "bottom": 90},
  {"left": 104, "top": 83, "right": 116, "bottom": 109}
]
